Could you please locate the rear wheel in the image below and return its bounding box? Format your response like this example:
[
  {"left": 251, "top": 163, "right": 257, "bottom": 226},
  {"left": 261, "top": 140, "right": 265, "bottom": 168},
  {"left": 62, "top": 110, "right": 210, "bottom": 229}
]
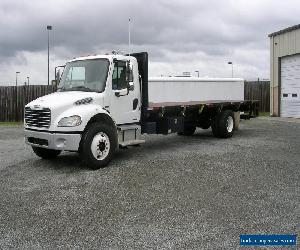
[
  {"left": 211, "top": 110, "right": 235, "bottom": 138},
  {"left": 80, "top": 122, "right": 117, "bottom": 169},
  {"left": 32, "top": 146, "right": 61, "bottom": 159}
]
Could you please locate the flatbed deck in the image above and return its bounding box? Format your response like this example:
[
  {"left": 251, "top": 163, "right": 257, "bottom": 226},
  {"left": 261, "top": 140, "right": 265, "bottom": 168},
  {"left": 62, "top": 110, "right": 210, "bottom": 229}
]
[{"left": 148, "top": 100, "right": 256, "bottom": 108}]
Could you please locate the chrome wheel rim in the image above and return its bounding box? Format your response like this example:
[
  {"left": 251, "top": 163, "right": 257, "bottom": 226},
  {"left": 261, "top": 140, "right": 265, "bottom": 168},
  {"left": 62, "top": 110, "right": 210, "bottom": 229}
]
[
  {"left": 226, "top": 116, "right": 234, "bottom": 133},
  {"left": 91, "top": 132, "right": 110, "bottom": 161}
]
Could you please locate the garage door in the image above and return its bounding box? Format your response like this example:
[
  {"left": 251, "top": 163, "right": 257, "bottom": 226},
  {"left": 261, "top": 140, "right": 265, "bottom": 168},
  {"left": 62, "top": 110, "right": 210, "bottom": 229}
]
[{"left": 281, "top": 54, "right": 300, "bottom": 118}]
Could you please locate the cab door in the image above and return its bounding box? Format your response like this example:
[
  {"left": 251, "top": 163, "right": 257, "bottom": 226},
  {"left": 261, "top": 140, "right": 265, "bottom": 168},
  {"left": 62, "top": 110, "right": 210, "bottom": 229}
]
[{"left": 109, "top": 60, "right": 140, "bottom": 125}]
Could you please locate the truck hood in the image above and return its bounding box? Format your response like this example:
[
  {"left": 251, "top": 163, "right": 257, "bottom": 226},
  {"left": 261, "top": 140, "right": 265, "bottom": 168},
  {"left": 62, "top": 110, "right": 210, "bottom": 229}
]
[
  {"left": 25, "top": 91, "right": 106, "bottom": 131},
  {"left": 26, "top": 91, "right": 102, "bottom": 109}
]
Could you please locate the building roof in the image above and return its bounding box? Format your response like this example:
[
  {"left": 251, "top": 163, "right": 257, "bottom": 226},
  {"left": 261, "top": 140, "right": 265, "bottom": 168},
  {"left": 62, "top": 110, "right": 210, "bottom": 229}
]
[{"left": 268, "top": 24, "right": 300, "bottom": 37}]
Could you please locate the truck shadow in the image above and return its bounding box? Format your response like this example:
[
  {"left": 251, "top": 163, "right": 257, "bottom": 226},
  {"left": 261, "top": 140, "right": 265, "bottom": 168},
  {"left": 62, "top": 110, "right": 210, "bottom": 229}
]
[
  {"left": 111, "top": 128, "right": 255, "bottom": 164},
  {"left": 110, "top": 130, "right": 215, "bottom": 162},
  {"left": 31, "top": 128, "right": 253, "bottom": 171},
  {"left": 31, "top": 153, "right": 86, "bottom": 172}
]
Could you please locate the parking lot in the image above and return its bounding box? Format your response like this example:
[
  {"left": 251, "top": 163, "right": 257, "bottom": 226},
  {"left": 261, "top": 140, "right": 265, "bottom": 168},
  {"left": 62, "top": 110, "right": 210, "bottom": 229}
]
[{"left": 0, "top": 118, "right": 299, "bottom": 249}]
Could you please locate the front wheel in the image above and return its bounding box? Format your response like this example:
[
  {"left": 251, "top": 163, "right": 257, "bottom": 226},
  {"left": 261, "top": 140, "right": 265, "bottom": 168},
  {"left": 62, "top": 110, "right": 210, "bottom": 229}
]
[
  {"left": 79, "top": 122, "right": 117, "bottom": 169},
  {"left": 32, "top": 146, "right": 61, "bottom": 159}
]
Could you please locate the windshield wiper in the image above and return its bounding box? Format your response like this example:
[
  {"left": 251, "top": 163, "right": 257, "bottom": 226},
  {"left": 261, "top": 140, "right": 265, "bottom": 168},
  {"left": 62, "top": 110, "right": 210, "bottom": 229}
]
[{"left": 68, "top": 86, "right": 93, "bottom": 92}]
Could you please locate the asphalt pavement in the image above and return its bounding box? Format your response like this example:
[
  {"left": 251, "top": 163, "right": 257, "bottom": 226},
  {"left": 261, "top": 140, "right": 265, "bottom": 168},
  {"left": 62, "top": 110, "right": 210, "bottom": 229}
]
[{"left": 0, "top": 118, "right": 299, "bottom": 249}]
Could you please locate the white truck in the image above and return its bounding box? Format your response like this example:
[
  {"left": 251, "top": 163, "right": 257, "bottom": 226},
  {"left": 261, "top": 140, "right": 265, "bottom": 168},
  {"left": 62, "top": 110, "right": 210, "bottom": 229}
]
[{"left": 24, "top": 52, "right": 258, "bottom": 169}]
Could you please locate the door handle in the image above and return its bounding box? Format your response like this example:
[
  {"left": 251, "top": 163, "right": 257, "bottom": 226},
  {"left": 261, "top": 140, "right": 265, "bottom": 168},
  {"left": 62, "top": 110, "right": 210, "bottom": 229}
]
[{"left": 133, "top": 98, "right": 138, "bottom": 110}]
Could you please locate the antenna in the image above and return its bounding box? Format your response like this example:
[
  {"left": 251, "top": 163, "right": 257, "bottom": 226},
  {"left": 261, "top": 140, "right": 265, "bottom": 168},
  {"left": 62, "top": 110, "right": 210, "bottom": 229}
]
[{"left": 128, "top": 17, "right": 131, "bottom": 56}]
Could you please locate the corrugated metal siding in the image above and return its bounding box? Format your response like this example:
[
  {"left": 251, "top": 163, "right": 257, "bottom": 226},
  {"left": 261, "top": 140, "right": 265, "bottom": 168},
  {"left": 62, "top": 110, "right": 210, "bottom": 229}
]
[
  {"left": 280, "top": 54, "right": 300, "bottom": 118},
  {"left": 270, "top": 27, "right": 300, "bottom": 116}
]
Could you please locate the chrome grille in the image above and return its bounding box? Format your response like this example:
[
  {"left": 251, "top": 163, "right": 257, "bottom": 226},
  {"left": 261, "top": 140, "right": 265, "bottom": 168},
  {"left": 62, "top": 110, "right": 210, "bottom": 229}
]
[{"left": 25, "top": 107, "right": 51, "bottom": 128}]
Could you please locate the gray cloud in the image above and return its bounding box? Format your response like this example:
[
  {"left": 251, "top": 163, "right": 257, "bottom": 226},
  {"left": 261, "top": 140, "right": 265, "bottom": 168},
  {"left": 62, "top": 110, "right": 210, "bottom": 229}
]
[{"left": 0, "top": 0, "right": 299, "bottom": 84}]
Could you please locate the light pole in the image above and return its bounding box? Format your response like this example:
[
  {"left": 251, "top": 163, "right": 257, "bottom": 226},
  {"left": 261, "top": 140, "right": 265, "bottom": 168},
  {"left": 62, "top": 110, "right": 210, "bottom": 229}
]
[
  {"left": 47, "top": 25, "right": 52, "bottom": 85},
  {"left": 195, "top": 70, "right": 200, "bottom": 78},
  {"left": 228, "top": 62, "right": 233, "bottom": 78},
  {"left": 27, "top": 76, "right": 30, "bottom": 86},
  {"left": 128, "top": 17, "right": 131, "bottom": 56},
  {"left": 15, "top": 71, "right": 20, "bottom": 87},
  {"left": 15, "top": 71, "right": 20, "bottom": 121}
]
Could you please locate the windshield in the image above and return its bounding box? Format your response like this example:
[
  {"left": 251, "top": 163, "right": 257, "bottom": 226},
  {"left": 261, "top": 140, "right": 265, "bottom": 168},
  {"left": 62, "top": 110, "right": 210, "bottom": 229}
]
[{"left": 58, "top": 59, "right": 109, "bottom": 92}]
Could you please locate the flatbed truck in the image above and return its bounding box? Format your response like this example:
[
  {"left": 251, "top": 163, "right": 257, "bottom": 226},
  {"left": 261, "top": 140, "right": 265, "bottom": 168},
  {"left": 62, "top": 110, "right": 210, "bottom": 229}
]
[{"left": 24, "top": 52, "right": 258, "bottom": 169}]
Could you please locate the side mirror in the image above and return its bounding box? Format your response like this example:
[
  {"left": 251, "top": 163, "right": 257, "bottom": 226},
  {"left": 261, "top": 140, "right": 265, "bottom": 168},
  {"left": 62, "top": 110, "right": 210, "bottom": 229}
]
[
  {"left": 56, "top": 69, "right": 61, "bottom": 82},
  {"left": 128, "top": 82, "right": 134, "bottom": 91},
  {"left": 51, "top": 80, "right": 58, "bottom": 86},
  {"left": 126, "top": 61, "right": 133, "bottom": 82},
  {"left": 115, "top": 88, "right": 128, "bottom": 97},
  {"left": 55, "top": 65, "right": 65, "bottom": 83}
]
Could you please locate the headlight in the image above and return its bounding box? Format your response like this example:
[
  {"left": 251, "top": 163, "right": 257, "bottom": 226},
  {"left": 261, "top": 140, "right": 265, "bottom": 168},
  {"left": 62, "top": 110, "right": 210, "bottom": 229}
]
[{"left": 58, "top": 115, "right": 82, "bottom": 127}]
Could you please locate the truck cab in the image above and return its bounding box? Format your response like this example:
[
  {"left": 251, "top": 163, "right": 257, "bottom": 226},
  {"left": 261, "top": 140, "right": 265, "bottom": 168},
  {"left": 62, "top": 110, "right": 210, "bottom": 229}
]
[{"left": 25, "top": 53, "right": 146, "bottom": 169}]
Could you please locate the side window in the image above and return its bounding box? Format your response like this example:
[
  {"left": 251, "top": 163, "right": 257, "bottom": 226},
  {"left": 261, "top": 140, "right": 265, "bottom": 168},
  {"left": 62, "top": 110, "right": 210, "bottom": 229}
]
[{"left": 112, "top": 61, "right": 127, "bottom": 90}]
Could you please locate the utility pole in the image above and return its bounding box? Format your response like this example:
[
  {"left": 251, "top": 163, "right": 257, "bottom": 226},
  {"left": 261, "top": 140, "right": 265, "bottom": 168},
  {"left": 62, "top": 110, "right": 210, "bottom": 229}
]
[
  {"left": 15, "top": 71, "right": 20, "bottom": 121},
  {"left": 228, "top": 62, "right": 233, "bottom": 77},
  {"left": 47, "top": 25, "right": 52, "bottom": 85},
  {"left": 128, "top": 18, "right": 131, "bottom": 56},
  {"left": 27, "top": 76, "right": 30, "bottom": 86},
  {"left": 195, "top": 70, "right": 199, "bottom": 77},
  {"left": 15, "top": 71, "right": 20, "bottom": 87}
]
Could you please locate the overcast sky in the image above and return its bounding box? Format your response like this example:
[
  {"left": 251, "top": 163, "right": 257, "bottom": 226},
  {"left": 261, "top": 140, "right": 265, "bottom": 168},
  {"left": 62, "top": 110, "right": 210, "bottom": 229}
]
[{"left": 0, "top": 0, "right": 299, "bottom": 85}]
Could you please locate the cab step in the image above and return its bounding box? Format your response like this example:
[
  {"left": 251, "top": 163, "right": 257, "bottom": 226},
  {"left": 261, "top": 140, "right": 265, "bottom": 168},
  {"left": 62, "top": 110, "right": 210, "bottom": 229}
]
[{"left": 117, "top": 124, "right": 145, "bottom": 147}]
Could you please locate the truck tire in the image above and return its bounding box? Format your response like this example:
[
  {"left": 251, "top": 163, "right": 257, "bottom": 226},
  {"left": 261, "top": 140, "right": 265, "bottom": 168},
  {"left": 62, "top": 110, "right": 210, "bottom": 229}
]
[
  {"left": 211, "top": 110, "right": 235, "bottom": 138},
  {"left": 178, "top": 124, "right": 196, "bottom": 136},
  {"left": 32, "top": 146, "right": 61, "bottom": 159},
  {"left": 80, "top": 122, "right": 117, "bottom": 169}
]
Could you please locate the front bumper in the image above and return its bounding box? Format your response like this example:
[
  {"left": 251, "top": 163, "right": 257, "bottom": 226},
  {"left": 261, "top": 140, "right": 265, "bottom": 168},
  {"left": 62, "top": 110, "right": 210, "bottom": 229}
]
[{"left": 24, "top": 129, "right": 81, "bottom": 151}]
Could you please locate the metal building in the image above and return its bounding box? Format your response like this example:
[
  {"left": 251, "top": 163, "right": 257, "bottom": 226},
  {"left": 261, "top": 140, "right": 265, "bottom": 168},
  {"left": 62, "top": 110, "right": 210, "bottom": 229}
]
[{"left": 269, "top": 24, "right": 300, "bottom": 118}]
